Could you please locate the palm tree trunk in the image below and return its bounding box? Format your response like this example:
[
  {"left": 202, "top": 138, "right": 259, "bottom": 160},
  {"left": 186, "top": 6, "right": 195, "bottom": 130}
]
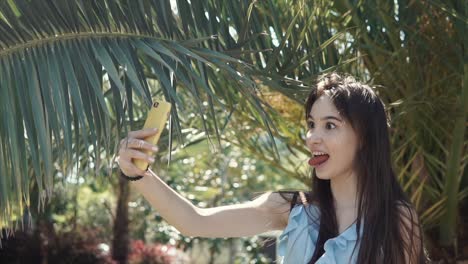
[
  {"left": 439, "top": 0, "right": 468, "bottom": 247},
  {"left": 440, "top": 67, "right": 468, "bottom": 247},
  {"left": 112, "top": 173, "right": 131, "bottom": 264}
]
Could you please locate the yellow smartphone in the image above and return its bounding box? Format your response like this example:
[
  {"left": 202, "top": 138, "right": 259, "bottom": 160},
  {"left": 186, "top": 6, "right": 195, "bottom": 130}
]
[{"left": 133, "top": 100, "right": 172, "bottom": 171}]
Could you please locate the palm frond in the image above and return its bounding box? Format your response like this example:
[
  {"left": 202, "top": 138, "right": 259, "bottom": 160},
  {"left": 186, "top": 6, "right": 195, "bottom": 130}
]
[{"left": 0, "top": 0, "right": 280, "bottom": 229}]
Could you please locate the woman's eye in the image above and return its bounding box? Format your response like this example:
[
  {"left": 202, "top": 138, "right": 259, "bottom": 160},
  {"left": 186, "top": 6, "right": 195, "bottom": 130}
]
[
  {"left": 327, "top": 123, "right": 336, "bottom": 129},
  {"left": 307, "top": 122, "right": 336, "bottom": 130}
]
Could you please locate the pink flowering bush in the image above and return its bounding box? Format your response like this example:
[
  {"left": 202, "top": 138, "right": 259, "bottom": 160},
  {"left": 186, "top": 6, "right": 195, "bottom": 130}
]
[{"left": 129, "top": 240, "right": 190, "bottom": 264}]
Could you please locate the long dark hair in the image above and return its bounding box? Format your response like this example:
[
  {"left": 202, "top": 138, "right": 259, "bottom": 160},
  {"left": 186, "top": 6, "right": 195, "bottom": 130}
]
[{"left": 279, "top": 72, "right": 427, "bottom": 263}]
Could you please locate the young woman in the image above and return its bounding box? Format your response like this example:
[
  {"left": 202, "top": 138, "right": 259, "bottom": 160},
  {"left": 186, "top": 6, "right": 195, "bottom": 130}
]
[{"left": 117, "top": 72, "right": 427, "bottom": 263}]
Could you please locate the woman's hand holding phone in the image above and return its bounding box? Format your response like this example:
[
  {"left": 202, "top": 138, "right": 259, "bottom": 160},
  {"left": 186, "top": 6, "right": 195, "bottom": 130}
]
[
  {"left": 117, "top": 100, "right": 171, "bottom": 178},
  {"left": 117, "top": 128, "right": 160, "bottom": 177}
]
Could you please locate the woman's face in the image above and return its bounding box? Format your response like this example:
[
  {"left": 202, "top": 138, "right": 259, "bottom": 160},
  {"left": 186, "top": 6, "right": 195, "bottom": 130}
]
[{"left": 305, "top": 94, "right": 360, "bottom": 180}]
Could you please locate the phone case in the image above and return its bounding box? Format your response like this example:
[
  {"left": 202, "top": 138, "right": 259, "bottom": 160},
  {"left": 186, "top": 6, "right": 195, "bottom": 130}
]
[{"left": 133, "top": 100, "right": 172, "bottom": 171}]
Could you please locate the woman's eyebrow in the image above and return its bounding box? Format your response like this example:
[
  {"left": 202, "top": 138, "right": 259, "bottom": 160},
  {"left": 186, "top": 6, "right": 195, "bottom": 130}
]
[{"left": 308, "top": 115, "right": 343, "bottom": 122}]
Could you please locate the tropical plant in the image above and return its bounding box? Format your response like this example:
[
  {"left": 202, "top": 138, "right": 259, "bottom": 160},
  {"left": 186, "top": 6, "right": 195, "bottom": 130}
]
[{"left": 0, "top": 0, "right": 271, "bottom": 230}]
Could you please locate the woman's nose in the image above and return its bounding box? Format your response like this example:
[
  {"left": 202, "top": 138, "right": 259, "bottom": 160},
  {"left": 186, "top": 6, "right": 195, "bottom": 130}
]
[{"left": 306, "top": 130, "right": 322, "bottom": 145}]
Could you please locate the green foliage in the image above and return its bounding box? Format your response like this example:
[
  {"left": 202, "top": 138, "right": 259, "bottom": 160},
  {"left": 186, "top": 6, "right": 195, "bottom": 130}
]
[
  {"left": 0, "top": 0, "right": 275, "bottom": 229},
  {"left": 0, "top": 227, "right": 115, "bottom": 264}
]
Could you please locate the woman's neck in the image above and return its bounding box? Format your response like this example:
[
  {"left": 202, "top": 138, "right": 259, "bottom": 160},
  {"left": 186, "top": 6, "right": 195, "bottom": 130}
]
[{"left": 330, "top": 170, "right": 359, "bottom": 210}]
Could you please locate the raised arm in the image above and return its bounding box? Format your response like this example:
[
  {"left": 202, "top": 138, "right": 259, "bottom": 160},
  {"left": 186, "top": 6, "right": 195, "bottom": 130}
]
[{"left": 117, "top": 128, "right": 291, "bottom": 238}]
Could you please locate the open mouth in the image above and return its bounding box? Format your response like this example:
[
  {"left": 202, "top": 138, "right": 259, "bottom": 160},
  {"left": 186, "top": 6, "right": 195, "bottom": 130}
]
[{"left": 308, "top": 151, "right": 330, "bottom": 168}]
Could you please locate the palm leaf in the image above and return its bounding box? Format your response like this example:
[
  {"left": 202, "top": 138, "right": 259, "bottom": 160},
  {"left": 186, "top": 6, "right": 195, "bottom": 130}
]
[{"left": 0, "top": 0, "right": 280, "bottom": 229}]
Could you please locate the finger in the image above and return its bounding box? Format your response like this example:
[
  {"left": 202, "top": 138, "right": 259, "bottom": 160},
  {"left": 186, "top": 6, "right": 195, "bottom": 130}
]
[
  {"left": 123, "top": 138, "right": 159, "bottom": 152},
  {"left": 118, "top": 148, "right": 153, "bottom": 163},
  {"left": 126, "top": 149, "right": 156, "bottom": 164},
  {"left": 128, "top": 128, "right": 159, "bottom": 139},
  {"left": 119, "top": 159, "right": 148, "bottom": 177}
]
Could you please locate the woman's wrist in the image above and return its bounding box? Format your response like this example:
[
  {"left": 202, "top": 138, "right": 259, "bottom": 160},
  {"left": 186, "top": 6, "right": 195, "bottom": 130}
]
[{"left": 119, "top": 170, "right": 144, "bottom": 181}]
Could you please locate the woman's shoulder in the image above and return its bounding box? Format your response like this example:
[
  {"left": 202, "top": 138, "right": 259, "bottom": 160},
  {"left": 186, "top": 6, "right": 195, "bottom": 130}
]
[
  {"left": 394, "top": 200, "right": 418, "bottom": 218},
  {"left": 272, "top": 190, "right": 321, "bottom": 226},
  {"left": 274, "top": 190, "right": 318, "bottom": 209},
  {"left": 277, "top": 195, "right": 321, "bottom": 262}
]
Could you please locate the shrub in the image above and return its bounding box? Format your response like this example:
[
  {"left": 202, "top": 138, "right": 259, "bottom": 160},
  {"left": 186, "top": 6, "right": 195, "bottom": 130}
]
[
  {"left": 129, "top": 240, "right": 190, "bottom": 264},
  {"left": 0, "top": 227, "right": 115, "bottom": 264}
]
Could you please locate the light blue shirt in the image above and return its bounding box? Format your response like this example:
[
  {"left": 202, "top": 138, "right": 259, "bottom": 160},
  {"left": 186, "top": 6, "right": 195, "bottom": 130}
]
[{"left": 278, "top": 204, "right": 363, "bottom": 264}]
